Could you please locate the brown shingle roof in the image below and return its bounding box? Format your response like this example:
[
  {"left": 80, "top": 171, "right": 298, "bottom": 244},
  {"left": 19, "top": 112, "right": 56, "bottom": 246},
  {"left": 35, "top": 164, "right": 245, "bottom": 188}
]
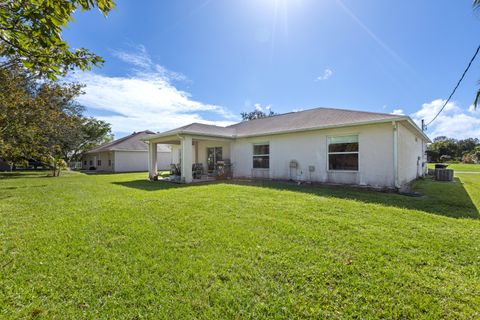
[
  {"left": 143, "top": 107, "right": 429, "bottom": 142},
  {"left": 160, "top": 123, "right": 236, "bottom": 137},
  {"left": 229, "top": 107, "right": 401, "bottom": 137},
  {"left": 87, "top": 131, "right": 170, "bottom": 153}
]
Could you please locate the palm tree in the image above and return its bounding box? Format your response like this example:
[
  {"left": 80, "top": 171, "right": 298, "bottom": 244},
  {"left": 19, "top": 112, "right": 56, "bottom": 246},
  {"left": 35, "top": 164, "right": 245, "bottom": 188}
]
[{"left": 474, "top": 1, "right": 480, "bottom": 108}]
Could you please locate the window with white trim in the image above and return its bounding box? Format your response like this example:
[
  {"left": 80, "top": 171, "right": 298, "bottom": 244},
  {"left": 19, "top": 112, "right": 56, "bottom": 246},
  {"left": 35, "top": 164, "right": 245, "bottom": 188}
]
[
  {"left": 327, "top": 135, "right": 359, "bottom": 171},
  {"left": 253, "top": 143, "right": 269, "bottom": 169}
]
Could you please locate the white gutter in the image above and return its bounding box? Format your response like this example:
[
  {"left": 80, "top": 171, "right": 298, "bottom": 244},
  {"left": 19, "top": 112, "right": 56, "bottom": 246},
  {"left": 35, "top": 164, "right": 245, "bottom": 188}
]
[{"left": 393, "top": 121, "right": 400, "bottom": 189}]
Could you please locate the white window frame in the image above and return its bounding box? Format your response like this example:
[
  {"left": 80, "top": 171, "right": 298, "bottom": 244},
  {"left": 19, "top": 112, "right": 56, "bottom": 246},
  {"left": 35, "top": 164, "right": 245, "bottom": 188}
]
[
  {"left": 327, "top": 134, "right": 359, "bottom": 172},
  {"left": 252, "top": 142, "right": 270, "bottom": 170}
]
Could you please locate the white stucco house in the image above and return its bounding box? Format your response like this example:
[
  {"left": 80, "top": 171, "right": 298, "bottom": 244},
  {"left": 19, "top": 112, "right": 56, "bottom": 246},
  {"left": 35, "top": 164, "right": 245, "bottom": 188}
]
[
  {"left": 82, "top": 130, "right": 171, "bottom": 172},
  {"left": 142, "top": 108, "right": 431, "bottom": 189}
]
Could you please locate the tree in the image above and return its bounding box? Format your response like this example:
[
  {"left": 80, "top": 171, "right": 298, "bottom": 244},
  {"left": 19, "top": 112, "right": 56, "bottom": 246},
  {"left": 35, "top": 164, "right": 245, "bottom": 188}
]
[
  {"left": 427, "top": 136, "right": 480, "bottom": 163},
  {"left": 60, "top": 117, "right": 113, "bottom": 162},
  {"left": 457, "top": 138, "right": 479, "bottom": 158},
  {"left": 0, "top": 0, "right": 115, "bottom": 79},
  {"left": 433, "top": 136, "right": 448, "bottom": 142},
  {"left": 0, "top": 67, "right": 112, "bottom": 175},
  {"left": 0, "top": 67, "right": 44, "bottom": 165},
  {"left": 474, "top": 0, "right": 480, "bottom": 108},
  {"left": 473, "top": 146, "right": 480, "bottom": 163},
  {"left": 241, "top": 108, "right": 277, "bottom": 121},
  {"left": 427, "top": 138, "right": 458, "bottom": 162}
]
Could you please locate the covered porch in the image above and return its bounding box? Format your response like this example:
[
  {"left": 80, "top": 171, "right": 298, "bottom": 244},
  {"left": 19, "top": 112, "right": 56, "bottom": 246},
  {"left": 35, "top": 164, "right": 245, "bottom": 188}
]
[{"left": 144, "top": 133, "right": 233, "bottom": 183}]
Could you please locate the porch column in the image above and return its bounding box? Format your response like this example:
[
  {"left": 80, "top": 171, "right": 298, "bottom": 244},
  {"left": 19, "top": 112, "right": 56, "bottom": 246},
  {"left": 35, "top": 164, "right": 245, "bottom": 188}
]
[
  {"left": 181, "top": 136, "right": 193, "bottom": 183},
  {"left": 148, "top": 142, "right": 158, "bottom": 180}
]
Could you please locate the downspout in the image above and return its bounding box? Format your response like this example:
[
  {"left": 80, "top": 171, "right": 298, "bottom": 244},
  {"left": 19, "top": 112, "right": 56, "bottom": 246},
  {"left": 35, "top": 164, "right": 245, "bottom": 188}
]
[{"left": 393, "top": 121, "right": 400, "bottom": 189}]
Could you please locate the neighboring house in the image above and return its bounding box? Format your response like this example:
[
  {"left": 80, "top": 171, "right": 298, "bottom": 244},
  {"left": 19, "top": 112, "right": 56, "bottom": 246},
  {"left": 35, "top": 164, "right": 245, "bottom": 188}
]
[
  {"left": 142, "top": 108, "right": 431, "bottom": 189},
  {"left": 82, "top": 131, "right": 171, "bottom": 172}
]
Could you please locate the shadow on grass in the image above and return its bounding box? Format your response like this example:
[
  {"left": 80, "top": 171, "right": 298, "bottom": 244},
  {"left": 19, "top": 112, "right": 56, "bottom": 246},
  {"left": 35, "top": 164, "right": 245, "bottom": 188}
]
[
  {"left": 230, "top": 177, "right": 479, "bottom": 220},
  {"left": 113, "top": 176, "right": 479, "bottom": 220},
  {"left": 112, "top": 180, "right": 187, "bottom": 191},
  {"left": 0, "top": 172, "right": 49, "bottom": 180},
  {"left": 0, "top": 185, "right": 47, "bottom": 190}
]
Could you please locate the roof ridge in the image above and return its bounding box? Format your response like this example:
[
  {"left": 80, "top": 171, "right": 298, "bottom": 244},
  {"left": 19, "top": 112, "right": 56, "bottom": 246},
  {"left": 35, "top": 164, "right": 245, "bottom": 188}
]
[
  {"left": 228, "top": 106, "right": 402, "bottom": 128},
  {"left": 190, "top": 122, "right": 230, "bottom": 128},
  {"left": 227, "top": 111, "right": 297, "bottom": 128},
  {"left": 87, "top": 130, "right": 154, "bottom": 153},
  {"left": 313, "top": 106, "right": 404, "bottom": 117}
]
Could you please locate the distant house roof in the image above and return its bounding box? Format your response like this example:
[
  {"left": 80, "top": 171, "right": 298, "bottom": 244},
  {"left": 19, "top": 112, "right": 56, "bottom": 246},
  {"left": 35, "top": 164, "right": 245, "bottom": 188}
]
[
  {"left": 144, "top": 107, "right": 430, "bottom": 142},
  {"left": 86, "top": 131, "right": 170, "bottom": 154}
]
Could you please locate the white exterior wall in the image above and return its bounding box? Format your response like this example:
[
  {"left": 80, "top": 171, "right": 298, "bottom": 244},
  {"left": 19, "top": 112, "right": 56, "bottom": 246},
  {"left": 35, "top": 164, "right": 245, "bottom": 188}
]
[
  {"left": 82, "top": 152, "right": 114, "bottom": 171},
  {"left": 231, "top": 123, "right": 396, "bottom": 188},
  {"left": 397, "top": 123, "right": 426, "bottom": 186},
  {"left": 83, "top": 150, "right": 170, "bottom": 172},
  {"left": 114, "top": 151, "right": 147, "bottom": 172},
  {"left": 114, "top": 151, "right": 171, "bottom": 172},
  {"left": 171, "top": 145, "right": 180, "bottom": 165}
]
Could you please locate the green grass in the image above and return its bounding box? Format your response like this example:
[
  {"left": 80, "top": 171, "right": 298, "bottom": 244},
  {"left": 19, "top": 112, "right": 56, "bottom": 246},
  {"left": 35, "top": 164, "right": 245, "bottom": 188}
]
[
  {"left": 428, "top": 162, "right": 480, "bottom": 172},
  {"left": 1, "top": 171, "right": 479, "bottom": 319}
]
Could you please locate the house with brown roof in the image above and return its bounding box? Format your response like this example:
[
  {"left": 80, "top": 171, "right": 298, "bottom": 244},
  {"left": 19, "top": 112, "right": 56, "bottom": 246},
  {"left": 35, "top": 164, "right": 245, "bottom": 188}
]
[
  {"left": 142, "top": 107, "right": 431, "bottom": 189},
  {"left": 82, "top": 131, "right": 171, "bottom": 172}
]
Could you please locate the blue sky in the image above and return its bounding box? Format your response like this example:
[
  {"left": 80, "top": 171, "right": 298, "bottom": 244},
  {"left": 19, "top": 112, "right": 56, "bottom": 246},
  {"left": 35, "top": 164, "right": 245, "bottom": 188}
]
[{"left": 63, "top": 0, "right": 480, "bottom": 139}]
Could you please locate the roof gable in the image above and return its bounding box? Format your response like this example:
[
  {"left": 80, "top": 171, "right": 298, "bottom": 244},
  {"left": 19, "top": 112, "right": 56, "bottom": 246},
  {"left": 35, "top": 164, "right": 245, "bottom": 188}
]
[{"left": 87, "top": 131, "right": 170, "bottom": 153}]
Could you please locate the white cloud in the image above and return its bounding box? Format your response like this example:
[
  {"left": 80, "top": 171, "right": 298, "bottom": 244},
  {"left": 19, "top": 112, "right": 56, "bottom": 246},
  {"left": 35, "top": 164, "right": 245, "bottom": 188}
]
[
  {"left": 112, "top": 45, "right": 152, "bottom": 69},
  {"left": 411, "top": 99, "right": 480, "bottom": 139},
  {"left": 253, "top": 103, "right": 272, "bottom": 112},
  {"left": 315, "top": 68, "right": 333, "bottom": 81},
  {"left": 68, "top": 46, "right": 237, "bottom": 134},
  {"left": 468, "top": 104, "right": 477, "bottom": 113},
  {"left": 391, "top": 108, "right": 405, "bottom": 115}
]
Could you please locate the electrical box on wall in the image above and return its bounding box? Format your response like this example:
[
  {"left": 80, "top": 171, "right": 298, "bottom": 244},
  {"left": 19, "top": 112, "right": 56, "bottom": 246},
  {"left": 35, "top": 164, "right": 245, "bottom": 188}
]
[{"left": 309, "top": 165, "right": 315, "bottom": 172}]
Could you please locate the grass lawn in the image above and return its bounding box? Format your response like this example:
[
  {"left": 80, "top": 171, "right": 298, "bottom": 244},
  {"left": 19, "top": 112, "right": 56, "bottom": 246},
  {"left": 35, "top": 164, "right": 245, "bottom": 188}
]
[
  {"left": 1, "top": 171, "right": 479, "bottom": 318},
  {"left": 428, "top": 162, "right": 480, "bottom": 172}
]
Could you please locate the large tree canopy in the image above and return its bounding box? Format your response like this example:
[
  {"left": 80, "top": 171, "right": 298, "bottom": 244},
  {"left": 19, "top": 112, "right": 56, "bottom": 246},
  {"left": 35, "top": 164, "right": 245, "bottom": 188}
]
[
  {"left": 59, "top": 117, "right": 113, "bottom": 162},
  {"left": 0, "top": 67, "right": 112, "bottom": 175},
  {"left": 0, "top": 0, "right": 115, "bottom": 79},
  {"left": 427, "top": 136, "right": 480, "bottom": 163}
]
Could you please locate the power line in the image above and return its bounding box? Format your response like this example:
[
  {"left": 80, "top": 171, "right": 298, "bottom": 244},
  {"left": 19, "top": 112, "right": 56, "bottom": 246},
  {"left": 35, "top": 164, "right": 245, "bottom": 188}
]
[{"left": 425, "top": 44, "right": 480, "bottom": 128}]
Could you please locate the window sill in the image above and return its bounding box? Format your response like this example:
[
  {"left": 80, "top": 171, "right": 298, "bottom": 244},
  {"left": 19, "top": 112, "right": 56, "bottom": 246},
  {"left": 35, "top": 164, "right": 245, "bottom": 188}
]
[{"left": 327, "top": 170, "right": 359, "bottom": 173}]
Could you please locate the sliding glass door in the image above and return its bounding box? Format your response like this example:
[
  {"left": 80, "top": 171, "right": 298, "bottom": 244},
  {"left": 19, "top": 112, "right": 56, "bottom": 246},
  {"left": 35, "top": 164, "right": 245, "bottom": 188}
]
[{"left": 207, "top": 147, "right": 223, "bottom": 173}]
